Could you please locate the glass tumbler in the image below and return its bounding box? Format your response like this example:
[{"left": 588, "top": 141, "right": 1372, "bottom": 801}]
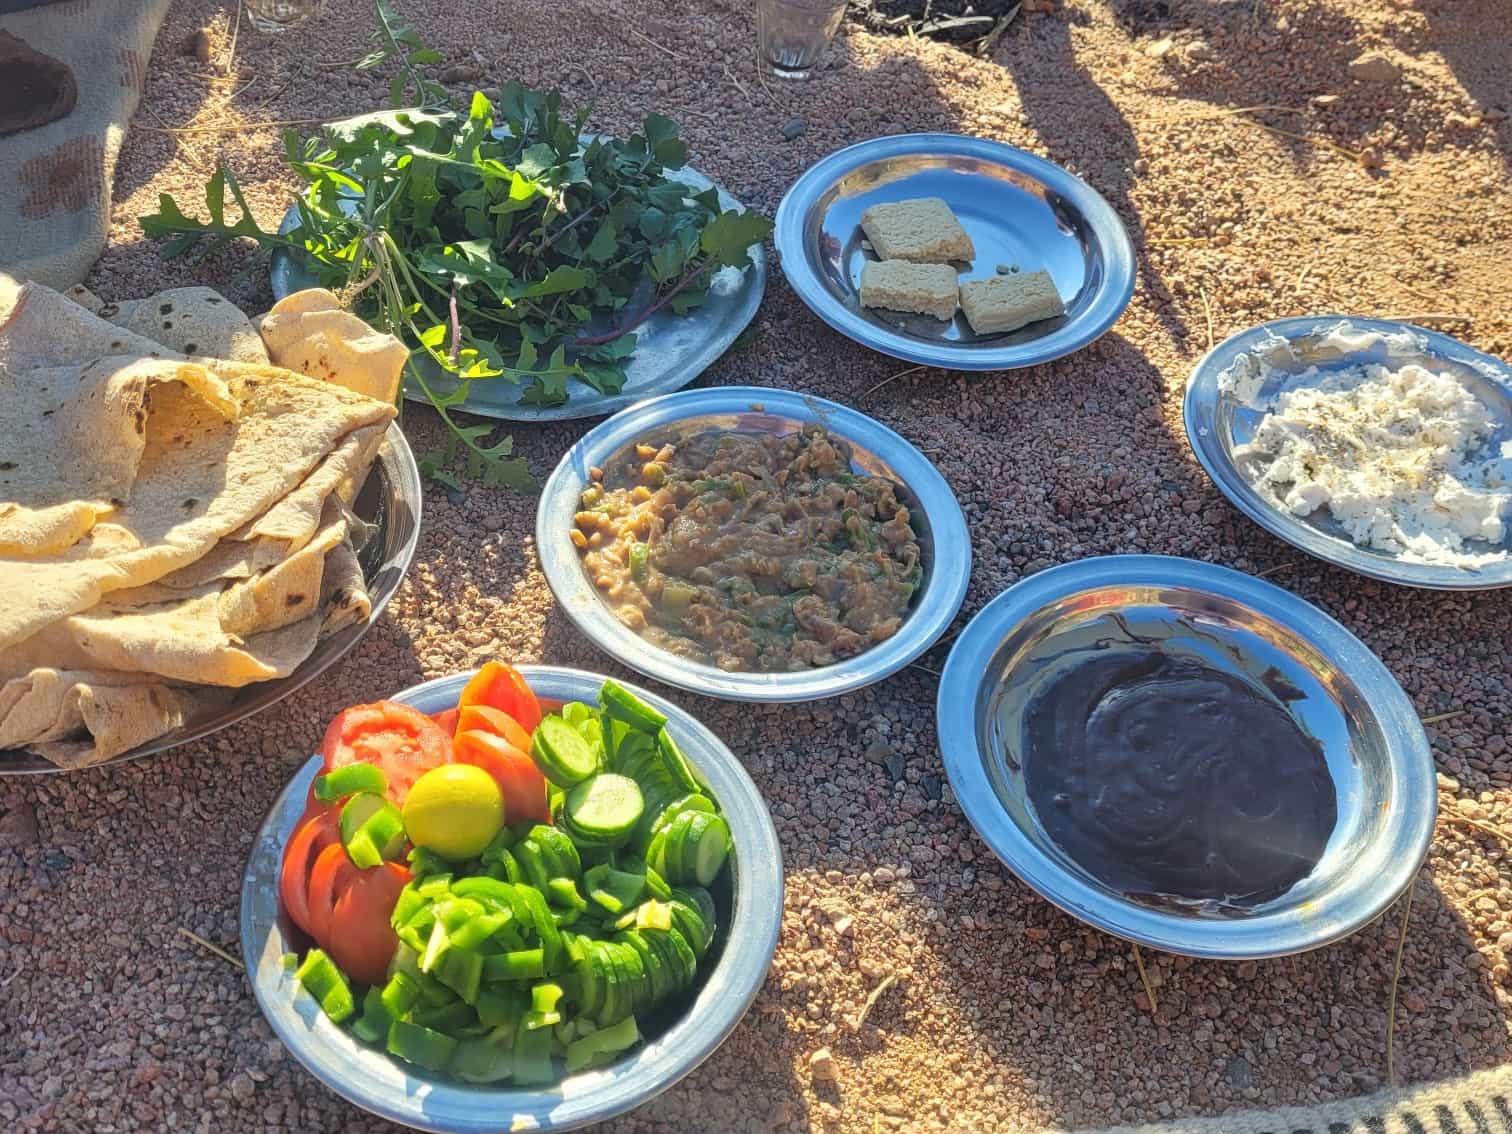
[
  {"left": 245, "top": 0, "right": 322, "bottom": 33},
  {"left": 756, "top": 0, "right": 847, "bottom": 80}
]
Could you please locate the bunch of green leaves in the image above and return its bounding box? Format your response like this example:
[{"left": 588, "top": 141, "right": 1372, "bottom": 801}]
[{"left": 137, "top": 3, "right": 771, "bottom": 488}]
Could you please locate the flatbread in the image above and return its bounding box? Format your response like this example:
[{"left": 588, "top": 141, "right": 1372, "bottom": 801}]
[
  {"left": 230, "top": 418, "right": 387, "bottom": 555},
  {"left": 104, "top": 286, "right": 270, "bottom": 364},
  {"left": 1, "top": 355, "right": 239, "bottom": 510},
  {"left": 0, "top": 500, "right": 110, "bottom": 557},
  {"left": 255, "top": 288, "right": 407, "bottom": 405},
  {"left": 1, "top": 499, "right": 362, "bottom": 688},
  {"left": 0, "top": 280, "right": 174, "bottom": 371},
  {"left": 321, "top": 531, "right": 372, "bottom": 635},
  {"left": 0, "top": 355, "right": 396, "bottom": 650},
  {"left": 0, "top": 668, "right": 198, "bottom": 768}
]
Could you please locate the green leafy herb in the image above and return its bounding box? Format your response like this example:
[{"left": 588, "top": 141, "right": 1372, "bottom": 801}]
[{"left": 136, "top": 0, "right": 772, "bottom": 486}]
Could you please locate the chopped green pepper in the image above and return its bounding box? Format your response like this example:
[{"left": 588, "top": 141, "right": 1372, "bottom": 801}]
[
  {"left": 295, "top": 949, "right": 355, "bottom": 1024},
  {"left": 314, "top": 763, "right": 388, "bottom": 802},
  {"left": 381, "top": 971, "right": 422, "bottom": 1019},
  {"left": 584, "top": 863, "right": 646, "bottom": 914},
  {"left": 351, "top": 986, "right": 395, "bottom": 1044},
  {"left": 387, "top": 1020, "right": 458, "bottom": 1072},
  {"left": 628, "top": 542, "right": 649, "bottom": 583},
  {"left": 512, "top": 1013, "right": 554, "bottom": 1084},
  {"left": 564, "top": 1015, "right": 640, "bottom": 1073},
  {"left": 482, "top": 948, "right": 545, "bottom": 982}
]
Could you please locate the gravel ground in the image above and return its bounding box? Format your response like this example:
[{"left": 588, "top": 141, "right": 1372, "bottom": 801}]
[{"left": 3, "top": 0, "right": 1511, "bottom": 1131}]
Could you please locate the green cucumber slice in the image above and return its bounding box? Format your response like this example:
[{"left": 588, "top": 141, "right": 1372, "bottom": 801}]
[
  {"left": 598, "top": 679, "right": 668, "bottom": 734},
  {"left": 564, "top": 774, "right": 644, "bottom": 841},
  {"left": 618, "top": 930, "right": 670, "bottom": 1006},
  {"left": 691, "top": 814, "right": 731, "bottom": 886},
  {"left": 656, "top": 727, "right": 702, "bottom": 793},
  {"left": 530, "top": 716, "right": 603, "bottom": 787}
]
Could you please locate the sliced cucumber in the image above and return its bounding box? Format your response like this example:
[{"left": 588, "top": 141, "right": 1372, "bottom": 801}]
[
  {"left": 530, "top": 716, "right": 603, "bottom": 787},
  {"left": 617, "top": 930, "right": 670, "bottom": 1007},
  {"left": 564, "top": 774, "right": 644, "bottom": 844},
  {"left": 667, "top": 896, "right": 712, "bottom": 957},
  {"left": 656, "top": 727, "right": 702, "bottom": 793},
  {"left": 598, "top": 679, "right": 667, "bottom": 734},
  {"left": 691, "top": 814, "right": 731, "bottom": 886}
]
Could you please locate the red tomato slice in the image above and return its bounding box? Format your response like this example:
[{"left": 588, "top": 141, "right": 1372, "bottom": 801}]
[
  {"left": 453, "top": 728, "right": 550, "bottom": 825},
  {"left": 457, "top": 704, "right": 533, "bottom": 753},
  {"left": 328, "top": 861, "right": 411, "bottom": 986},
  {"left": 430, "top": 707, "right": 460, "bottom": 734},
  {"left": 306, "top": 842, "right": 357, "bottom": 946},
  {"left": 320, "top": 701, "right": 453, "bottom": 806},
  {"left": 280, "top": 807, "right": 341, "bottom": 938},
  {"left": 457, "top": 662, "right": 542, "bottom": 734}
]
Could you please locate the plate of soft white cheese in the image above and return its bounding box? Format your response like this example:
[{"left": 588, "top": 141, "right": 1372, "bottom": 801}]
[
  {"left": 774, "top": 134, "right": 1135, "bottom": 371},
  {"left": 1185, "top": 316, "right": 1512, "bottom": 589}
]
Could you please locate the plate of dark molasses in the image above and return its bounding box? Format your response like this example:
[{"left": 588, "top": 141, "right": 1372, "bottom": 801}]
[{"left": 935, "top": 555, "right": 1436, "bottom": 959}]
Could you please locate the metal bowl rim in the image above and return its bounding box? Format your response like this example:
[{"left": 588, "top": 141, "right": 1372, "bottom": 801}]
[
  {"left": 1184, "top": 314, "right": 1512, "bottom": 591},
  {"left": 936, "top": 554, "right": 1437, "bottom": 959},
  {"left": 240, "top": 665, "right": 783, "bottom": 1132},
  {"left": 773, "top": 132, "right": 1136, "bottom": 371},
  {"left": 0, "top": 422, "right": 422, "bottom": 776},
  {"left": 535, "top": 385, "right": 971, "bottom": 702}
]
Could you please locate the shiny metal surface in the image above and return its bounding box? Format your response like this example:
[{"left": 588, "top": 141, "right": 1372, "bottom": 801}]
[
  {"left": 536, "top": 387, "right": 971, "bottom": 702},
  {"left": 774, "top": 133, "right": 1135, "bottom": 370},
  {"left": 0, "top": 425, "right": 422, "bottom": 775},
  {"left": 241, "top": 666, "right": 783, "bottom": 1133},
  {"left": 936, "top": 556, "right": 1435, "bottom": 959},
  {"left": 271, "top": 126, "right": 766, "bottom": 422},
  {"left": 1185, "top": 316, "right": 1512, "bottom": 589}
]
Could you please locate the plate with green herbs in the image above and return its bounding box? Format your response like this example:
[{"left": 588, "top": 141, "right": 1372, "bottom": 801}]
[
  {"left": 141, "top": 63, "right": 770, "bottom": 486},
  {"left": 265, "top": 99, "right": 768, "bottom": 425}
]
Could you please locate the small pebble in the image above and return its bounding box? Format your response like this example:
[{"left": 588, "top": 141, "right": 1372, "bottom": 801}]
[
  {"left": 780, "top": 117, "right": 806, "bottom": 141},
  {"left": 809, "top": 1047, "right": 839, "bottom": 1082}
]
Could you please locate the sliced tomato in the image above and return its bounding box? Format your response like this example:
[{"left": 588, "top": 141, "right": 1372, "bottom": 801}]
[
  {"left": 328, "top": 861, "right": 411, "bottom": 986},
  {"left": 430, "top": 707, "right": 460, "bottom": 734},
  {"left": 280, "top": 807, "right": 341, "bottom": 938},
  {"left": 457, "top": 704, "right": 533, "bottom": 753},
  {"left": 457, "top": 662, "right": 542, "bottom": 734},
  {"left": 453, "top": 728, "right": 550, "bottom": 825},
  {"left": 320, "top": 701, "right": 453, "bottom": 806},
  {"left": 306, "top": 841, "right": 358, "bottom": 946}
]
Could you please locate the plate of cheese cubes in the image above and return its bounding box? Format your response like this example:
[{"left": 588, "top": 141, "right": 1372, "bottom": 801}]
[{"left": 775, "top": 134, "right": 1135, "bottom": 371}]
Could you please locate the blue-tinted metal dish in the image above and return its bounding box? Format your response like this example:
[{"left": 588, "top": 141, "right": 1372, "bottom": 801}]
[
  {"left": 241, "top": 666, "right": 782, "bottom": 1132},
  {"left": 774, "top": 133, "right": 1135, "bottom": 370},
  {"left": 536, "top": 387, "right": 971, "bottom": 702},
  {"left": 937, "top": 555, "right": 1435, "bottom": 960},
  {"left": 1185, "top": 316, "right": 1512, "bottom": 589},
  {"left": 0, "top": 425, "right": 421, "bottom": 775},
  {"left": 270, "top": 120, "right": 766, "bottom": 423}
]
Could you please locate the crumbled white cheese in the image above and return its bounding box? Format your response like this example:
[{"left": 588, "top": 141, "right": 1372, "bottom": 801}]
[{"left": 1234, "top": 359, "right": 1510, "bottom": 567}]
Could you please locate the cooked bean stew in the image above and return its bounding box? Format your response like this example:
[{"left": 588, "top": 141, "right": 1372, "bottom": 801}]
[{"left": 574, "top": 428, "right": 922, "bottom": 672}]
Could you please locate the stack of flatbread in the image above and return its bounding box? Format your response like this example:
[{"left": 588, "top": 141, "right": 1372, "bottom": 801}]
[{"left": 0, "top": 280, "right": 410, "bottom": 768}]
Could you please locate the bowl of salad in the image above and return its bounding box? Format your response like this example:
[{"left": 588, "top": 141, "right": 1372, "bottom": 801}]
[{"left": 240, "top": 663, "right": 783, "bottom": 1132}]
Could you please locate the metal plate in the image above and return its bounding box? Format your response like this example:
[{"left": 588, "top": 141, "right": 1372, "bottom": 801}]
[
  {"left": 1185, "top": 316, "right": 1512, "bottom": 589},
  {"left": 240, "top": 666, "right": 782, "bottom": 1133},
  {"left": 270, "top": 129, "right": 766, "bottom": 423},
  {"left": 774, "top": 133, "right": 1135, "bottom": 370},
  {"left": 937, "top": 555, "right": 1435, "bottom": 960},
  {"left": 0, "top": 426, "right": 422, "bottom": 775},
  {"left": 536, "top": 387, "right": 971, "bottom": 702}
]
